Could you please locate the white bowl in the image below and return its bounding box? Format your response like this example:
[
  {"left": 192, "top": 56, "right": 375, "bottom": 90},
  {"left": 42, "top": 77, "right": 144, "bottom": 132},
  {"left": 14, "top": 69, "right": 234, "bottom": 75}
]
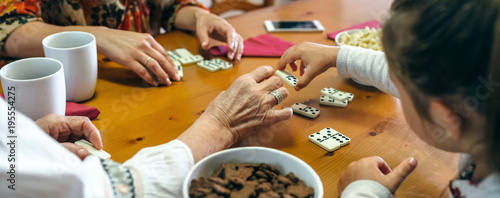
[
  {"left": 182, "top": 147, "right": 324, "bottom": 197},
  {"left": 334, "top": 29, "right": 364, "bottom": 46}
]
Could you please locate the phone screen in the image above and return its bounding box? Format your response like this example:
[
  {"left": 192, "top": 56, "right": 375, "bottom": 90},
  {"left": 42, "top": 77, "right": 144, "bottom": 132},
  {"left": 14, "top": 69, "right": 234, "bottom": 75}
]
[{"left": 272, "top": 21, "right": 318, "bottom": 29}]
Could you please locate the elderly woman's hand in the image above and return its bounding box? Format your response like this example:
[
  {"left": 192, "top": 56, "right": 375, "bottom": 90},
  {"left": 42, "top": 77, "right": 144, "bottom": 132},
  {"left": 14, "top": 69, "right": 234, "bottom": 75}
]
[
  {"left": 177, "top": 66, "right": 293, "bottom": 162},
  {"left": 35, "top": 114, "right": 103, "bottom": 160}
]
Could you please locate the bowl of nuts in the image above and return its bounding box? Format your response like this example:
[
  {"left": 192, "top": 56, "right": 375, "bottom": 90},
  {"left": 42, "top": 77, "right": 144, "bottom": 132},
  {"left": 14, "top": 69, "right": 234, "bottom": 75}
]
[{"left": 182, "top": 147, "right": 323, "bottom": 198}]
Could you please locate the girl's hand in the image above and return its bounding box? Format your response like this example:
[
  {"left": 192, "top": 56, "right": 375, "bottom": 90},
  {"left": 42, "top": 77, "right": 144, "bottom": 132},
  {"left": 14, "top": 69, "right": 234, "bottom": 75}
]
[
  {"left": 337, "top": 156, "right": 418, "bottom": 194},
  {"left": 276, "top": 42, "right": 340, "bottom": 91}
]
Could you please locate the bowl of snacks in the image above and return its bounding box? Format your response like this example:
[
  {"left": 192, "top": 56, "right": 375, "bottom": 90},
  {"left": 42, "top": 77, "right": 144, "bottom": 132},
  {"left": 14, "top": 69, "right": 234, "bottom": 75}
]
[
  {"left": 335, "top": 26, "right": 383, "bottom": 51},
  {"left": 182, "top": 147, "right": 323, "bottom": 198}
]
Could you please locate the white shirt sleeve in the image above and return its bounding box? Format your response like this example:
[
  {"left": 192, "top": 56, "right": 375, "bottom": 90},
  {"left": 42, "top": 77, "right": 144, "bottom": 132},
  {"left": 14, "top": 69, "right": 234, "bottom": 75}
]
[
  {"left": 0, "top": 99, "right": 195, "bottom": 198},
  {"left": 0, "top": 100, "right": 111, "bottom": 198},
  {"left": 341, "top": 180, "right": 392, "bottom": 198},
  {"left": 124, "top": 140, "right": 194, "bottom": 198},
  {"left": 336, "top": 45, "right": 400, "bottom": 98}
]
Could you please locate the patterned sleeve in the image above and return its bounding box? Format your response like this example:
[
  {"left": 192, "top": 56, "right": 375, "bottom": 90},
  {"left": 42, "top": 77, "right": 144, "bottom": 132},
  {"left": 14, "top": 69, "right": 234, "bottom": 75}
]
[
  {"left": 0, "top": 0, "right": 42, "bottom": 51},
  {"left": 158, "top": 0, "right": 208, "bottom": 33}
]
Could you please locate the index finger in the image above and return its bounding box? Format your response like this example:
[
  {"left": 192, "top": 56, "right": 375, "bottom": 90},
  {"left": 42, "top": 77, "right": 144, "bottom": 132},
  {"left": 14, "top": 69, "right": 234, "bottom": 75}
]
[
  {"left": 276, "top": 45, "right": 302, "bottom": 70},
  {"left": 247, "top": 66, "right": 275, "bottom": 83},
  {"left": 67, "top": 116, "right": 103, "bottom": 150}
]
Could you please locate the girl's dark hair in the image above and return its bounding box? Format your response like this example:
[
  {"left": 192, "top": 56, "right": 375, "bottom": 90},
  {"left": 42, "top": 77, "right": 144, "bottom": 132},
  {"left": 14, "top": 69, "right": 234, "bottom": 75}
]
[{"left": 383, "top": 0, "right": 500, "bottom": 171}]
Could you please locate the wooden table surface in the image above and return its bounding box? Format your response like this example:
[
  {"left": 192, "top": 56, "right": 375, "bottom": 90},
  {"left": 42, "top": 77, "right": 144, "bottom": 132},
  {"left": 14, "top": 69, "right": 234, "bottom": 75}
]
[{"left": 54, "top": 0, "right": 459, "bottom": 197}]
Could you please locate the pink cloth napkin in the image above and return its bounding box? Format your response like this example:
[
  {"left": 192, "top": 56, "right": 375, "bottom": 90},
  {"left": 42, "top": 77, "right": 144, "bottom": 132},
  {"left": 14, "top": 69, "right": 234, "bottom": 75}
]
[
  {"left": 327, "top": 20, "right": 381, "bottom": 40},
  {"left": 209, "top": 34, "right": 295, "bottom": 57},
  {"left": 1, "top": 94, "right": 100, "bottom": 120}
]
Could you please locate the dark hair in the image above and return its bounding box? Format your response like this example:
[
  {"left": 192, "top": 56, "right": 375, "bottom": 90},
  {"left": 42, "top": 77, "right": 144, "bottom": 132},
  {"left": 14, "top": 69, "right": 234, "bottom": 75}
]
[{"left": 383, "top": 0, "right": 500, "bottom": 171}]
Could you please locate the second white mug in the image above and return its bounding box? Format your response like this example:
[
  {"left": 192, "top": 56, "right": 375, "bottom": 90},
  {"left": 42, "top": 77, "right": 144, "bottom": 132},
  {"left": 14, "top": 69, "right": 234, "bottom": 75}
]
[{"left": 43, "top": 31, "right": 97, "bottom": 102}]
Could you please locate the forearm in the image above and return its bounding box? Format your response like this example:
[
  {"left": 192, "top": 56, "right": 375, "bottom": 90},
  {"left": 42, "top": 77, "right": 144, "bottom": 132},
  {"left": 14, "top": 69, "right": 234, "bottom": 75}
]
[
  {"left": 3, "top": 21, "right": 107, "bottom": 58},
  {"left": 336, "top": 46, "right": 400, "bottom": 98},
  {"left": 173, "top": 6, "right": 210, "bottom": 31},
  {"left": 177, "top": 114, "right": 234, "bottom": 163}
]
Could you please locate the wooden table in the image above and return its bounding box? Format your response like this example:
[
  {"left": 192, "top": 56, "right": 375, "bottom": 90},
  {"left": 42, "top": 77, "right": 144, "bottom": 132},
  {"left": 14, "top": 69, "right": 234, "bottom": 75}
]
[{"left": 84, "top": 0, "right": 459, "bottom": 197}]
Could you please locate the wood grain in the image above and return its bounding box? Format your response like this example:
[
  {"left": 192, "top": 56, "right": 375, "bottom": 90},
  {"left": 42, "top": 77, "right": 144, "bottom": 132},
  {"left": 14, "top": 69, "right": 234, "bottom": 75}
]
[{"left": 2, "top": 0, "right": 459, "bottom": 197}]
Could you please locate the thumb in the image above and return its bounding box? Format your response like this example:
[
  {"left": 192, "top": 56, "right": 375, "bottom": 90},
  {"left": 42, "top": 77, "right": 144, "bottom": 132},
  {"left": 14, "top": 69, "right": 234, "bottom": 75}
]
[
  {"left": 61, "top": 142, "right": 89, "bottom": 160},
  {"left": 296, "top": 74, "right": 314, "bottom": 91},
  {"left": 387, "top": 157, "right": 418, "bottom": 191},
  {"left": 196, "top": 26, "right": 210, "bottom": 49}
]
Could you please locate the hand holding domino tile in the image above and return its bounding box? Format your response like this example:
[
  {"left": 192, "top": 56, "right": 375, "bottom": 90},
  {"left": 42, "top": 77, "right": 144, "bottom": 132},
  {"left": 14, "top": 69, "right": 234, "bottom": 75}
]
[
  {"left": 35, "top": 114, "right": 104, "bottom": 160},
  {"left": 276, "top": 42, "right": 341, "bottom": 91}
]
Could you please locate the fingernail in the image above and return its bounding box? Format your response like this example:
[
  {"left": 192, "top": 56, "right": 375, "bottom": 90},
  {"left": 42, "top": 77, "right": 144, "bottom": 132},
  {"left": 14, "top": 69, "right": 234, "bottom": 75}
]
[
  {"left": 174, "top": 74, "right": 180, "bottom": 81},
  {"left": 237, "top": 54, "right": 242, "bottom": 60},
  {"left": 409, "top": 157, "right": 417, "bottom": 166},
  {"left": 166, "top": 78, "right": 172, "bottom": 85},
  {"left": 229, "top": 53, "right": 234, "bottom": 60},
  {"left": 78, "top": 149, "right": 86, "bottom": 156},
  {"left": 202, "top": 41, "right": 208, "bottom": 48}
]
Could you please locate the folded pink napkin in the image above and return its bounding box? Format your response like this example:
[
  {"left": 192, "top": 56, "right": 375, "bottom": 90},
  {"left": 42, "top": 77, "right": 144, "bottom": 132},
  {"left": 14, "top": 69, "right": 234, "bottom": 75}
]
[
  {"left": 327, "top": 20, "right": 381, "bottom": 40},
  {"left": 1, "top": 94, "right": 100, "bottom": 120},
  {"left": 209, "top": 34, "right": 295, "bottom": 57}
]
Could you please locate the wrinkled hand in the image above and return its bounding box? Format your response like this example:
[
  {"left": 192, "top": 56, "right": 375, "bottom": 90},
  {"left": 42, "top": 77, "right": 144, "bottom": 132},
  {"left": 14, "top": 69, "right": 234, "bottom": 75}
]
[
  {"left": 35, "top": 114, "right": 103, "bottom": 160},
  {"left": 94, "top": 28, "right": 179, "bottom": 86},
  {"left": 277, "top": 42, "right": 340, "bottom": 91},
  {"left": 195, "top": 12, "right": 244, "bottom": 61},
  {"left": 338, "top": 156, "right": 418, "bottom": 195},
  {"left": 204, "top": 66, "right": 293, "bottom": 142}
]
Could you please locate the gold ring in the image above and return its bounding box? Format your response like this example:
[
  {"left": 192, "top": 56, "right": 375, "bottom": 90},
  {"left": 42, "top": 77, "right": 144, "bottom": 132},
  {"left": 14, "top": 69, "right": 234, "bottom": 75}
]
[{"left": 144, "top": 57, "right": 152, "bottom": 66}]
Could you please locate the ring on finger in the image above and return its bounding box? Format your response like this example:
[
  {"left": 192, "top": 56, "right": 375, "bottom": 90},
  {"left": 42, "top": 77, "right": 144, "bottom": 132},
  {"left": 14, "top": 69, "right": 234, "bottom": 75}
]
[
  {"left": 269, "top": 90, "right": 284, "bottom": 105},
  {"left": 144, "top": 56, "right": 153, "bottom": 66}
]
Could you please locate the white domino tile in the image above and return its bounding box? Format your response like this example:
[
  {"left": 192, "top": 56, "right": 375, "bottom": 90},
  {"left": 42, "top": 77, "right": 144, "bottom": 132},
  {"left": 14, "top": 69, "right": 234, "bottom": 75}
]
[
  {"left": 75, "top": 140, "right": 111, "bottom": 159},
  {"left": 319, "top": 95, "right": 348, "bottom": 107},
  {"left": 276, "top": 69, "right": 298, "bottom": 88},
  {"left": 212, "top": 58, "right": 233, "bottom": 70},
  {"left": 197, "top": 60, "right": 220, "bottom": 72},
  {"left": 174, "top": 48, "right": 193, "bottom": 58},
  {"left": 176, "top": 65, "right": 183, "bottom": 79},
  {"left": 309, "top": 127, "right": 350, "bottom": 152},
  {"left": 321, "top": 87, "right": 349, "bottom": 101},
  {"left": 167, "top": 51, "right": 182, "bottom": 61},
  {"left": 291, "top": 103, "right": 320, "bottom": 118},
  {"left": 179, "top": 55, "right": 204, "bottom": 65}
]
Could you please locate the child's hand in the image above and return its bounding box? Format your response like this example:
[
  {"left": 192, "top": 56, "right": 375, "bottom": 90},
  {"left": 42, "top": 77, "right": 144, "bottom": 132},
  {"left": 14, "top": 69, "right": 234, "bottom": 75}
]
[
  {"left": 276, "top": 42, "right": 340, "bottom": 91},
  {"left": 338, "top": 156, "right": 418, "bottom": 194}
]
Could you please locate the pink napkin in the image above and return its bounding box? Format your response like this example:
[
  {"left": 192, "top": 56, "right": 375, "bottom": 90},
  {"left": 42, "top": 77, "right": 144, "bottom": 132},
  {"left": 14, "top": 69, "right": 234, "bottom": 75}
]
[
  {"left": 209, "top": 34, "right": 295, "bottom": 57},
  {"left": 1, "top": 94, "right": 100, "bottom": 120},
  {"left": 327, "top": 20, "right": 381, "bottom": 40}
]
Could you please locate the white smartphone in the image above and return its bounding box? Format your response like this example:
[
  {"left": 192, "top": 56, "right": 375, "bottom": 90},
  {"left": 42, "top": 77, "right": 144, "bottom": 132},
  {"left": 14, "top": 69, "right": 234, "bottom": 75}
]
[{"left": 264, "top": 20, "right": 325, "bottom": 32}]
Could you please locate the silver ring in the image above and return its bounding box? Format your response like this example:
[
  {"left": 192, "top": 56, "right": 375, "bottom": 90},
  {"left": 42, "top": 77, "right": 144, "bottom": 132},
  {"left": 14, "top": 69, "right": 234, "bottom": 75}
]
[
  {"left": 144, "top": 57, "right": 152, "bottom": 66},
  {"left": 269, "top": 90, "right": 283, "bottom": 104}
]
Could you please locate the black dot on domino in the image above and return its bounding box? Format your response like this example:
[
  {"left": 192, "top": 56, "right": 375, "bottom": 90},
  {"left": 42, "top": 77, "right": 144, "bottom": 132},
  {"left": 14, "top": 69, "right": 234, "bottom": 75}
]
[
  {"left": 316, "top": 132, "right": 320, "bottom": 134},
  {"left": 310, "top": 135, "right": 314, "bottom": 137}
]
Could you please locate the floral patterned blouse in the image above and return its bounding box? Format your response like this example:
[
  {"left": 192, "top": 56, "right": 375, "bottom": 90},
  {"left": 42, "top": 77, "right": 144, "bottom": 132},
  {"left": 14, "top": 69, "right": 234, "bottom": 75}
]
[{"left": 0, "top": 0, "right": 207, "bottom": 52}]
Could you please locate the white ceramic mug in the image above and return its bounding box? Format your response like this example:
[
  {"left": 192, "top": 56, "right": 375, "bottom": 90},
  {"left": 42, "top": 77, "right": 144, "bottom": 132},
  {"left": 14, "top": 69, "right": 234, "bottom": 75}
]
[
  {"left": 43, "top": 31, "right": 97, "bottom": 102},
  {"left": 0, "top": 58, "right": 66, "bottom": 120}
]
